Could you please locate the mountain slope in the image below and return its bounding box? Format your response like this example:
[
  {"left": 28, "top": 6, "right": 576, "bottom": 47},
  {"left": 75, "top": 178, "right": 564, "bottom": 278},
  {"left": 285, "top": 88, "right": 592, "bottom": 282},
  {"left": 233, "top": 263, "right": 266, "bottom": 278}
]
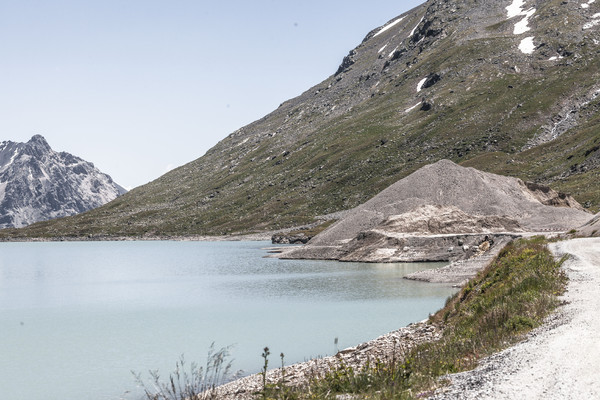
[
  {"left": 0, "top": 135, "right": 126, "bottom": 228},
  {"left": 4, "top": 0, "right": 600, "bottom": 238}
]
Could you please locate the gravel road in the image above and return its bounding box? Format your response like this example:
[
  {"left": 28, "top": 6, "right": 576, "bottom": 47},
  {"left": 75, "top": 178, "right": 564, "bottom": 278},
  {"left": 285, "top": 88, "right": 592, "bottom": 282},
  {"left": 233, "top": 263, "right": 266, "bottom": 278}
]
[{"left": 430, "top": 237, "right": 600, "bottom": 399}]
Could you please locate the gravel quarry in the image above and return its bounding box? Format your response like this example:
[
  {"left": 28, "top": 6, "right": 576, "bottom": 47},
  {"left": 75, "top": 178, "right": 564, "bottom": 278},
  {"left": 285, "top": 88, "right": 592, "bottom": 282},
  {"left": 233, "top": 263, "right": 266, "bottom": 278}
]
[{"left": 430, "top": 237, "right": 600, "bottom": 399}]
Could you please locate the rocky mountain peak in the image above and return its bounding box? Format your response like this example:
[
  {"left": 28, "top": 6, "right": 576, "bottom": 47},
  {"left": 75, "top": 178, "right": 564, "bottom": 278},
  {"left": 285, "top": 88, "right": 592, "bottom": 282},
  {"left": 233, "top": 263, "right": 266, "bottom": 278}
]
[
  {"left": 0, "top": 135, "right": 126, "bottom": 229},
  {"left": 28, "top": 134, "right": 49, "bottom": 146},
  {"left": 24, "top": 134, "right": 53, "bottom": 158}
]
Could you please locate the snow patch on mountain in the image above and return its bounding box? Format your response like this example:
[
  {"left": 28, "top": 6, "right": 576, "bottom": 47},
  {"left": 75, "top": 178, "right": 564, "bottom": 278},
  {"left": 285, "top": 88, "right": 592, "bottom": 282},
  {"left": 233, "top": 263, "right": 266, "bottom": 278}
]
[
  {"left": 506, "top": 0, "right": 536, "bottom": 35},
  {"left": 0, "top": 135, "right": 126, "bottom": 228},
  {"left": 584, "top": 19, "right": 600, "bottom": 29},
  {"left": 405, "top": 102, "right": 421, "bottom": 113},
  {"left": 373, "top": 17, "right": 404, "bottom": 37},
  {"left": 584, "top": 11, "right": 600, "bottom": 30},
  {"left": 416, "top": 77, "right": 428, "bottom": 92},
  {"left": 506, "top": 0, "right": 525, "bottom": 18},
  {"left": 514, "top": 8, "right": 536, "bottom": 34},
  {"left": 581, "top": 0, "right": 596, "bottom": 9},
  {"left": 408, "top": 17, "right": 424, "bottom": 39},
  {"left": 519, "top": 36, "right": 535, "bottom": 54}
]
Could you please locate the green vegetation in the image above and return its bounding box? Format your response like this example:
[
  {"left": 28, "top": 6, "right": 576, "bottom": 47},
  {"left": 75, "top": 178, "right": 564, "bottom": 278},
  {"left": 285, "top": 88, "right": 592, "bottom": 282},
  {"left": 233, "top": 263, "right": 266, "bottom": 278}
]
[
  {"left": 256, "top": 237, "right": 567, "bottom": 399},
  {"left": 256, "top": 349, "right": 298, "bottom": 400}
]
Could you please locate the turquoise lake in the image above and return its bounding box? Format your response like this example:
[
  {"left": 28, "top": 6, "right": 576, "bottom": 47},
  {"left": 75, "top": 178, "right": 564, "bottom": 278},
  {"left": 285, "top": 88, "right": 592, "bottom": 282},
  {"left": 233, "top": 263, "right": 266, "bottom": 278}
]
[{"left": 0, "top": 240, "right": 457, "bottom": 400}]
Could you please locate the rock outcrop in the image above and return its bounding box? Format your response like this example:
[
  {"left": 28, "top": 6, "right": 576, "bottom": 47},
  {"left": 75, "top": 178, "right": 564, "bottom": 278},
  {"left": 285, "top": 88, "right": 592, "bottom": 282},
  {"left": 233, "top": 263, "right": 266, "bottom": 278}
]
[
  {"left": 280, "top": 160, "right": 591, "bottom": 262},
  {"left": 0, "top": 135, "right": 126, "bottom": 228},
  {"left": 339, "top": 231, "right": 517, "bottom": 263},
  {"left": 271, "top": 232, "right": 311, "bottom": 244}
]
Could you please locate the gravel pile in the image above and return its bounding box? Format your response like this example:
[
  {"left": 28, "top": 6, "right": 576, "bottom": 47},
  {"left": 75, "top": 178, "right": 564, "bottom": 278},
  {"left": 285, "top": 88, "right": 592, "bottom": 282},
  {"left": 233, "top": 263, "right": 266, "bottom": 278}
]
[{"left": 284, "top": 160, "right": 591, "bottom": 261}]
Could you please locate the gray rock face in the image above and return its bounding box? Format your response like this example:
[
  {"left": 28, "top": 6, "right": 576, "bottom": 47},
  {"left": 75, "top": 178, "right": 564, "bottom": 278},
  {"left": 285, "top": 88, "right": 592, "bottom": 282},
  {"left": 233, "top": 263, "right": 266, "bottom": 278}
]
[
  {"left": 271, "top": 232, "right": 311, "bottom": 244},
  {"left": 0, "top": 135, "right": 126, "bottom": 228},
  {"left": 281, "top": 160, "right": 591, "bottom": 262},
  {"left": 339, "top": 232, "right": 515, "bottom": 263}
]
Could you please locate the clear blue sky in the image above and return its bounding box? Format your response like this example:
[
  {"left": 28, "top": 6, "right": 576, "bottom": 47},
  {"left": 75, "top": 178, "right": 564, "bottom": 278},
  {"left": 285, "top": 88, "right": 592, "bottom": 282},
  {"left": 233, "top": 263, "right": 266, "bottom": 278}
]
[{"left": 0, "top": 0, "right": 424, "bottom": 189}]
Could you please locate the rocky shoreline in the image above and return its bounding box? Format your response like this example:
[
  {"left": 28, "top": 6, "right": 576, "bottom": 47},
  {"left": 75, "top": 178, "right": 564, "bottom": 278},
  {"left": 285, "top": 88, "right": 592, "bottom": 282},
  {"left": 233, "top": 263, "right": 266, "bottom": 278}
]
[
  {"left": 403, "top": 236, "right": 516, "bottom": 286},
  {"left": 214, "top": 244, "right": 502, "bottom": 399},
  {"left": 215, "top": 320, "right": 442, "bottom": 400},
  {"left": 216, "top": 235, "right": 599, "bottom": 399}
]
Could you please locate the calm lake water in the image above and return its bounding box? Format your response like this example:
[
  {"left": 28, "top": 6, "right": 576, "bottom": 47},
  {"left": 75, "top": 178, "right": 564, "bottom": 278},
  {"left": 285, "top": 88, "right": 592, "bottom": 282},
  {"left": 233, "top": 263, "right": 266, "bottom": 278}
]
[{"left": 0, "top": 241, "right": 456, "bottom": 400}]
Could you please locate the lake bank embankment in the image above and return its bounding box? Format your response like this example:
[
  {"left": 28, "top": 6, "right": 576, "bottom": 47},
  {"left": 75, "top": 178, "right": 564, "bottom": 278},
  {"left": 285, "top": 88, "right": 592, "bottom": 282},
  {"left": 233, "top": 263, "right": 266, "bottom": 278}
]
[
  {"left": 429, "top": 237, "right": 600, "bottom": 399},
  {"left": 214, "top": 237, "right": 505, "bottom": 399},
  {"left": 215, "top": 236, "right": 598, "bottom": 399}
]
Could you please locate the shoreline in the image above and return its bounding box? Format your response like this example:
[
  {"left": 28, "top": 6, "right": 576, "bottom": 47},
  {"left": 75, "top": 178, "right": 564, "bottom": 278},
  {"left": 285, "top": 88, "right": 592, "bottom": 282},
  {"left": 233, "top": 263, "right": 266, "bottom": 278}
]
[
  {"left": 215, "top": 235, "right": 593, "bottom": 399},
  {"left": 215, "top": 320, "right": 443, "bottom": 399},
  {"left": 213, "top": 247, "right": 500, "bottom": 398},
  {"left": 0, "top": 232, "right": 274, "bottom": 243},
  {"left": 0, "top": 211, "right": 350, "bottom": 244}
]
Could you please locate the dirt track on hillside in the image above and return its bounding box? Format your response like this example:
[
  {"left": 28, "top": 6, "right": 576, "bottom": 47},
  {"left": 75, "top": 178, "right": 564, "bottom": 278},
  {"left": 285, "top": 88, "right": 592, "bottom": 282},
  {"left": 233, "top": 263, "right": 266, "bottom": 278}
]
[{"left": 430, "top": 238, "right": 600, "bottom": 399}]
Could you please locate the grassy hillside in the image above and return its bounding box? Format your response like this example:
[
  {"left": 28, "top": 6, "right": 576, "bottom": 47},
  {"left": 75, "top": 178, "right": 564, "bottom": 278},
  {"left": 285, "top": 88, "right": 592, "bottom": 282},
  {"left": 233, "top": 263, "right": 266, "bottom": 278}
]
[{"left": 2, "top": 0, "right": 599, "bottom": 239}]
